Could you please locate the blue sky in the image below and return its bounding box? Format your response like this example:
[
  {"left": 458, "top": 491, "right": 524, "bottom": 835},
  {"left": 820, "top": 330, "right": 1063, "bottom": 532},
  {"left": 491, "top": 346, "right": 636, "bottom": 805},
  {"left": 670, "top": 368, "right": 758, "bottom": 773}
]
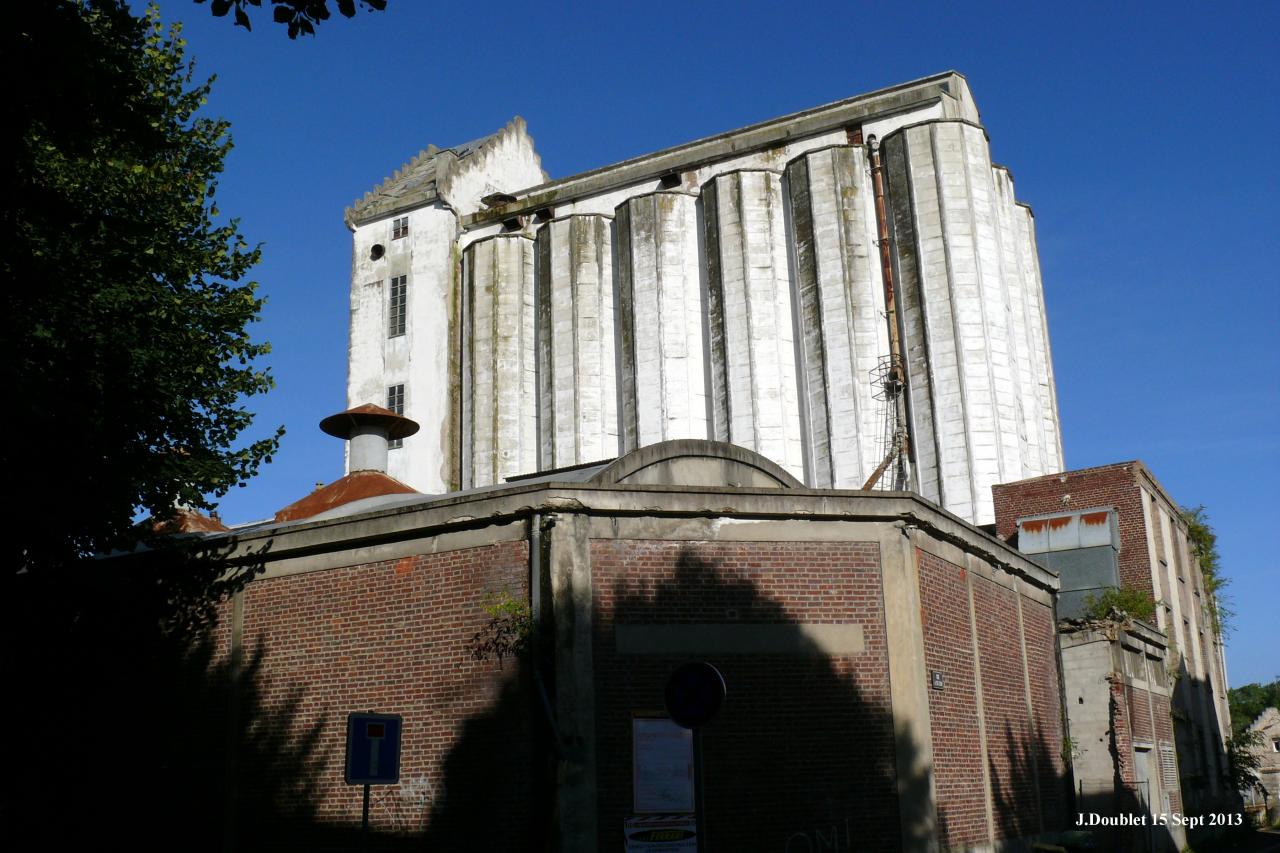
[{"left": 152, "top": 0, "right": 1278, "bottom": 686}]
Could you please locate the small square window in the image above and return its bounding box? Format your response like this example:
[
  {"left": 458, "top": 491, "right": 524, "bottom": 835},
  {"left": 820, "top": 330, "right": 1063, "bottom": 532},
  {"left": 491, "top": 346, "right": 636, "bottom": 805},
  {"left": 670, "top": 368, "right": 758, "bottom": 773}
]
[
  {"left": 388, "top": 275, "right": 407, "bottom": 338},
  {"left": 392, "top": 216, "right": 409, "bottom": 240},
  {"left": 387, "top": 384, "right": 405, "bottom": 449}
]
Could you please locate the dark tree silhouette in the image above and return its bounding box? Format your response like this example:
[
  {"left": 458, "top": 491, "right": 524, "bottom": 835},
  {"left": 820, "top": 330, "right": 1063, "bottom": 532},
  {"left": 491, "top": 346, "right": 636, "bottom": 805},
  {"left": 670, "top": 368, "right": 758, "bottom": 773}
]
[{"left": 196, "top": 0, "right": 388, "bottom": 38}]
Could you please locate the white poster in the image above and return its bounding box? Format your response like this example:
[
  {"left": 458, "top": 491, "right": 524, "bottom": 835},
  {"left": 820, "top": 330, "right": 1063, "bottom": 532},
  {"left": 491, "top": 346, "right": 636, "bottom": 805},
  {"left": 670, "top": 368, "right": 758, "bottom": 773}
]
[{"left": 632, "top": 716, "right": 695, "bottom": 813}]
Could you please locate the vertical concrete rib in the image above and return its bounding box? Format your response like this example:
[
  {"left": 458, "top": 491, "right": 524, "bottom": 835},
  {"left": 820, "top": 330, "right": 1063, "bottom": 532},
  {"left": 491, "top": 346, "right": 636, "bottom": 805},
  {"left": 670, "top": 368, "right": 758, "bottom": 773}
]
[
  {"left": 883, "top": 132, "right": 942, "bottom": 507},
  {"left": 700, "top": 170, "right": 804, "bottom": 477},
  {"left": 1015, "top": 204, "right": 1065, "bottom": 472},
  {"left": 786, "top": 145, "right": 888, "bottom": 489},
  {"left": 463, "top": 234, "right": 537, "bottom": 487},
  {"left": 614, "top": 191, "right": 708, "bottom": 450},
  {"left": 992, "top": 167, "right": 1042, "bottom": 477},
  {"left": 535, "top": 215, "right": 618, "bottom": 469},
  {"left": 884, "top": 119, "right": 1064, "bottom": 524},
  {"left": 701, "top": 184, "right": 730, "bottom": 443}
]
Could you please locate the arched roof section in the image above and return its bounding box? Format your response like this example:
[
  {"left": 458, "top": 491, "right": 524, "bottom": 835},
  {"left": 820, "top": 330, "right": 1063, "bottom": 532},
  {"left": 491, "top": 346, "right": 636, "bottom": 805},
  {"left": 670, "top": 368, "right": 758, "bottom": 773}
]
[{"left": 589, "top": 440, "right": 802, "bottom": 489}]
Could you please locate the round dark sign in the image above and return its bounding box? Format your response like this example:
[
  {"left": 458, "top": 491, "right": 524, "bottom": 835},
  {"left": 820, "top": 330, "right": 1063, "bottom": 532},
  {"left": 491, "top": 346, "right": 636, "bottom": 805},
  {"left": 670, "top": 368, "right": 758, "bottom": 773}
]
[{"left": 664, "top": 662, "right": 726, "bottom": 729}]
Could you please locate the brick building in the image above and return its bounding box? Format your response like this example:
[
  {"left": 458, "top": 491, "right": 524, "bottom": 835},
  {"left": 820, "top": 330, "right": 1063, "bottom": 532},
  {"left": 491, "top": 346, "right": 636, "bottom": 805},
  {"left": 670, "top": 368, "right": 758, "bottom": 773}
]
[
  {"left": 198, "top": 423, "right": 1068, "bottom": 852},
  {"left": 993, "top": 462, "right": 1234, "bottom": 850}
]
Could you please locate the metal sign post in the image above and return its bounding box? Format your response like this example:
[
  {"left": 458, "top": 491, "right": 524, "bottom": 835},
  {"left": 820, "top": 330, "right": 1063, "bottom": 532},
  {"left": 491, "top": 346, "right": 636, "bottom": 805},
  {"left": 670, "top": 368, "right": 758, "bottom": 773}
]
[
  {"left": 664, "top": 663, "right": 726, "bottom": 853},
  {"left": 344, "top": 712, "right": 403, "bottom": 851}
]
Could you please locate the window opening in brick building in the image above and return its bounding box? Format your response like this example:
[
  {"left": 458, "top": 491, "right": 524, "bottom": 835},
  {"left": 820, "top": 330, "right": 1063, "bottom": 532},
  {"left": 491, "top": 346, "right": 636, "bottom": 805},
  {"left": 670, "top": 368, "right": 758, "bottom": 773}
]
[
  {"left": 392, "top": 216, "right": 409, "bottom": 240},
  {"left": 388, "top": 275, "right": 408, "bottom": 338},
  {"left": 387, "top": 384, "right": 405, "bottom": 449}
]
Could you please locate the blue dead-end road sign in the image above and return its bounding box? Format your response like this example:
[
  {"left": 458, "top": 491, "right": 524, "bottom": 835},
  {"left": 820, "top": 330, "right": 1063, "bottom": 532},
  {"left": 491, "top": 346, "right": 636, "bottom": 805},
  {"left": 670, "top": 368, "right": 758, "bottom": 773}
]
[{"left": 344, "top": 712, "right": 403, "bottom": 785}]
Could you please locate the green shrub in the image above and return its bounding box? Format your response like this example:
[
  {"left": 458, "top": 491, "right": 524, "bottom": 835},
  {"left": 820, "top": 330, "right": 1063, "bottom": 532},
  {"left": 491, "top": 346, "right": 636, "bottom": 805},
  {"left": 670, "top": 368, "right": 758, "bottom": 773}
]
[{"left": 1082, "top": 587, "right": 1157, "bottom": 623}]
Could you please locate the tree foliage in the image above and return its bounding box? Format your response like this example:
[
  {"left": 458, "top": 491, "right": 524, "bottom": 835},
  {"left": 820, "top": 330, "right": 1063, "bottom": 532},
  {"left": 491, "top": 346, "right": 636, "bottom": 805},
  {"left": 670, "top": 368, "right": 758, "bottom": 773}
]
[
  {"left": 1181, "top": 504, "right": 1232, "bottom": 637},
  {"left": 1229, "top": 679, "right": 1280, "bottom": 737},
  {"left": 196, "top": 0, "right": 387, "bottom": 38},
  {"left": 3, "top": 1, "right": 280, "bottom": 573},
  {"left": 1225, "top": 728, "right": 1266, "bottom": 796}
]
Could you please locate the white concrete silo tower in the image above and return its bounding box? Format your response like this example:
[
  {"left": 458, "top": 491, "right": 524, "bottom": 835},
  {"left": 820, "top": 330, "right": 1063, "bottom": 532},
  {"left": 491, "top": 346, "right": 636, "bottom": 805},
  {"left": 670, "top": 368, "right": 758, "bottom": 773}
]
[{"left": 342, "top": 73, "right": 1063, "bottom": 525}]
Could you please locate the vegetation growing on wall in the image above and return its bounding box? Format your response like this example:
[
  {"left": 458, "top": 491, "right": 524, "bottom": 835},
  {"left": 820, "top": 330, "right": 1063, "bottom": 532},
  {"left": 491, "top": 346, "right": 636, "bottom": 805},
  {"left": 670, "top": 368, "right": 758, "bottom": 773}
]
[
  {"left": 1083, "top": 586, "right": 1158, "bottom": 623},
  {"left": 1181, "top": 505, "right": 1231, "bottom": 638},
  {"left": 469, "top": 594, "right": 533, "bottom": 664}
]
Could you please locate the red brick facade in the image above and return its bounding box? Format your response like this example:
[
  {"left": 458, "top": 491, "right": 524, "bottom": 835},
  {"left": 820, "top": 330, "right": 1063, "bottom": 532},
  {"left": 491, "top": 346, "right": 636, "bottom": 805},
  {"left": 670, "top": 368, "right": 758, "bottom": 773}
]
[
  {"left": 214, "top": 541, "right": 532, "bottom": 844},
  {"left": 591, "top": 539, "right": 899, "bottom": 852},
  {"left": 201, "top": 506, "right": 1063, "bottom": 851},
  {"left": 917, "top": 550, "right": 1066, "bottom": 848},
  {"left": 991, "top": 462, "right": 1155, "bottom": 598},
  {"left": 919, "top": 552, "right": 986, "bottom": 845}
]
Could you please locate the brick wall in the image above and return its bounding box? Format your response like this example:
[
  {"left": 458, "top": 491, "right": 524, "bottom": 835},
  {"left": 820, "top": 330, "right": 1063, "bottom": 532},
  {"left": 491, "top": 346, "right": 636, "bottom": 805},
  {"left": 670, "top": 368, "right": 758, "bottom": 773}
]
[
  {"left": 992, "top": 464, "right": 1155, "bottom": 599},
  {"left": 918, "top": 550, "right": 1067, "bottom": 848},
  {"left": 592, "top": 539, "right": 898, "bottom": 852},
  {"left": 1110, "top": 677, "right": 1134, "bottom": 786},
  {"left": 224, "top": 541, "right": 532, "bottom": 846},
  {"left": 974, "top": 573, "right": 1044, "bottom": 840},
  {"left": 1022, "top": 598, "right": 1068, "bottom": 829},
  {"left": 918, "top": 551, "right": 987, "bottom": 847}
]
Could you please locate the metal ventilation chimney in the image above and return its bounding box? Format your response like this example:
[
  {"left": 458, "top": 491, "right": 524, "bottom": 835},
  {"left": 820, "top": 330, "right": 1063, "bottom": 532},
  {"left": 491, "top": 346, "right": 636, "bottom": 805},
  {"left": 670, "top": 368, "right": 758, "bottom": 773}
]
[{"left": 319, "top": 404, "right": 419, "bottom": 473}]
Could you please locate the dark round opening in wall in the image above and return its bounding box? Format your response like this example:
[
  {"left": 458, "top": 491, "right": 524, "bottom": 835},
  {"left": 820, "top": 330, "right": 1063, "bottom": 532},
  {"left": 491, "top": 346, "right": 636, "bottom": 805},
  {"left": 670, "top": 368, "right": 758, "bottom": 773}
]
[{"left": 369, "top": 243, "right": 385, "bottom": 261}]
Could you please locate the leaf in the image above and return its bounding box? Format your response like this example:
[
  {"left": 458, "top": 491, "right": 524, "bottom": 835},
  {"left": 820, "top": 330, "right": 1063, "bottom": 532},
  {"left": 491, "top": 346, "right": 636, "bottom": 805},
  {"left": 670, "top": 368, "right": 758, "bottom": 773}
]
[
  {"left": 234, "top": 8, "right": 252, "bottom": 30},
  {"left": 273, "top": 5, "right": 293, "bottom": 23},
  {"left": 337, "top": 0, "right": 356, "bottom": 16},
  {"left": 210, "top": 0, "right": 232, "bottom": 15}
]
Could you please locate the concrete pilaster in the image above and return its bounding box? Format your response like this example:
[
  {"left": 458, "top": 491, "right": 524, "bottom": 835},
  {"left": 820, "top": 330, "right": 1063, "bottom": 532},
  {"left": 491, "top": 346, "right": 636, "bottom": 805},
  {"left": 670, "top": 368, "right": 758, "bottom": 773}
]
[
  {"left": 549, "top": 512, "right": 597, "bottom": 853},
  {"left": 878, "top": 527, "right": 939, "bottom": 852},
  {"left": 965, "top": 557, "right": 997, "bottom": 845}
]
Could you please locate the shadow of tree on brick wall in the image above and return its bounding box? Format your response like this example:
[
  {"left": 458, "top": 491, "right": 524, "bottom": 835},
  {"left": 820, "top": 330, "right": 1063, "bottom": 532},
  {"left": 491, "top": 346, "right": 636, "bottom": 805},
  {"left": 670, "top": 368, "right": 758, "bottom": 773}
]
[
  {"left": 389, "top": 540, "right": 1076, "bottom": 852},
  {"left": 0, "top": 534, "right": 328, "bottom": 852},
  {"left": 26, "top": 527, "right": 1093, "bottom": 851},
  {"left": 988, "top": 721, "right": 1068, "bottom": 839}
]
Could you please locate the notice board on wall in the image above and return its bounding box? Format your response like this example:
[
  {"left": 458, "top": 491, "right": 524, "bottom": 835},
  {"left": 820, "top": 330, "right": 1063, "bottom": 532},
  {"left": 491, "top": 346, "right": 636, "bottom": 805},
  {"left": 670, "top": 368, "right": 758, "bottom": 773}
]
[{"left": 632, "top": 716, "right": 694, "bottom": 813}]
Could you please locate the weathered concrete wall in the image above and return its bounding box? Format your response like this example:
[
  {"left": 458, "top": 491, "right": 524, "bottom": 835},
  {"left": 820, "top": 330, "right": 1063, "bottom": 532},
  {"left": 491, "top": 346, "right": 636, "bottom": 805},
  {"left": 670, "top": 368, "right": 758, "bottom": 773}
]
[
  {"left": 786, "top": 144, "right": 888, "bottom": 488},
  {"left": 1059, "top": 624, "right": 1185, "bottom": 851},
  {"left": 348, "top": 204, "right": 458, "bottom": 491},
  {"left": 463, "top": 234, "right": 537, "bottom": 487},
  {"left": 883, "top": 120, "right": 1064, "bottom": 525},
  {"left": 535, "top": 215, "right": 618, "bottom": 469},
  {"left": 439, "top": 117, "right": 548, "bottom": 217},
  {"left": 348, "top": 74, "right": 1065, "bottom": 527},
  {"left": 614, "top": 191, "right": 708, "bottom": 449},
  {"left": 702, "top": 170, "right": 805, "bottom": 477}
]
